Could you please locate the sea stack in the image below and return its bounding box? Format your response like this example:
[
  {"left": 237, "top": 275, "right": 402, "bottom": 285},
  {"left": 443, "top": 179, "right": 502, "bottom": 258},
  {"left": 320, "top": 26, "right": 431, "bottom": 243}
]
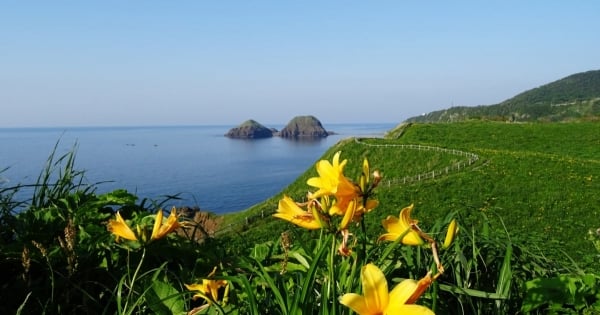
[
  {"left": 225, "top": 119, "right": 275, "bottom": 139},
  {"left": 278, "top": 115, "right": 330, "bottom": 138}
]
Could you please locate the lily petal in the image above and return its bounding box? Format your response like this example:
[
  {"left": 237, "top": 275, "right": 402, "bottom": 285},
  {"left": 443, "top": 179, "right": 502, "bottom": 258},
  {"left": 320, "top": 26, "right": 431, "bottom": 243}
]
[
  {"left": 151, "top": 207, "right": 181, "bottom": 240},
  {"left": 362, "top": 263, "right": 388, "bottom": 312},
  {"left": 339, "top": 293, "right": 371, "bottom": 315},
  {"left": 386, "top": 304, "right": 436, "bottom": 315},
  {"left": 389, "top": 279, "right": 418, "bottom": 305},
  {"left": 273, "top": 196, "right": 322, "bottom": 230},
  {"left": 151, "top": 209, "right": 163, "bottom": 240},
  {"left": 107, "top": 212, "right": 138, "bottom": 241}
]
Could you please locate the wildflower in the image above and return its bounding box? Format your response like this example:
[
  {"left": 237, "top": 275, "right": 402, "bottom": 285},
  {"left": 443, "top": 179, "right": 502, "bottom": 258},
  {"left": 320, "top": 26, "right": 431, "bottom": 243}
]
[
  {"left": 273, "top": 195, "right": 322, "bottom": 230},
  {"left": 151, "top": 207, "right": 181, "bottom": 240},
  {"left": 359, "top": 158, "right": 382, "bottom": 194},
  {"left": 186, "top": 267, "right": 229, "bottom": 305},
  {"left": 378, "top": 204, "right": 424, "bottom": 246},
  {"left": 442, "top": 219, "right": 458, "bottom": 249},
  {"left": 307, "top": 151, "right": 359, "bottom": 202},
  {"left": 339, "top": 263, "right": 435, "bottom": 315},
  {"left": 107, "top": 208, "right": 182, "bottom": 243},
  {"left": 107, "top": 211, "right": 138, "bottom": 242}
]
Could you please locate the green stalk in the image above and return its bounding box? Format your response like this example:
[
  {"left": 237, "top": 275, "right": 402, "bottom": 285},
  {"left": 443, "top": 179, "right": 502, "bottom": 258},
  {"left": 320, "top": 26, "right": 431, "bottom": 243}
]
[
  {"left": 329, "top": 233, "right": 337, "bottom": 315},
  {"left": 122, "top": 248, "right": 146, "bottom": 315}
]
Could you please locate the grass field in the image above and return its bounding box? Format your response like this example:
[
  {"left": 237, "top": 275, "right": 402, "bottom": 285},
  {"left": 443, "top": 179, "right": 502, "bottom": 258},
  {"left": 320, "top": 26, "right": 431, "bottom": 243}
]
[
  {"left": 4, "top": 120, "right": 599, "bottom": 314},
  {"left": 222, "top": 121, "right": 600, "bottom": 271}
]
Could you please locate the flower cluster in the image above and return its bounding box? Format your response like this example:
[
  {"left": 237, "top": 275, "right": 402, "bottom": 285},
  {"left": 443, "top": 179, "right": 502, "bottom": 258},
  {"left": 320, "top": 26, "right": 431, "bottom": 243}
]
[
  {"left": 274, "top": 151, "right": 380, "bottom": 255},
  {"left": 274, "top": 151, "right": 460, "bottom": 314},
  {"left": 107, "top": 207, "right": 182, "bottom": 244}
]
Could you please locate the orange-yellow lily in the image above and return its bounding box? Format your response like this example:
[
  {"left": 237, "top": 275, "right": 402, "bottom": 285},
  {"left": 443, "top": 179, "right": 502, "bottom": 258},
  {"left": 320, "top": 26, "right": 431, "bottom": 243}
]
[
  {"left": 107, "top": 207, "right": 181, "bottom": 243},
  {"left": 107, "top": 211, "right": 138, "bottom": 242},
  {"left": 273, "top": 195, "right": 322, "bottom": 230},
  {"left": 151, "top": 207, "right": 181, "bottom": 240},
  {"left": 307, "top": 151, "right": 358, "bottom": 202},
  {"left": 185, "top": 267, "right": 229, "bottom": 305},
  {"left": 339, "top": 263, "right": 435, "bottom": 315},
  {"left": 378, "top": 204, "right": 424, "bottom": 246}
]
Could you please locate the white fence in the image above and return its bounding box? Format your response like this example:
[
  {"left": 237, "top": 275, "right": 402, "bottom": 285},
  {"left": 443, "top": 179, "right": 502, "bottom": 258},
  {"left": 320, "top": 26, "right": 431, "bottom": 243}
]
[{"left": 354, "top": 138, "right": 480, "bottom": 186}]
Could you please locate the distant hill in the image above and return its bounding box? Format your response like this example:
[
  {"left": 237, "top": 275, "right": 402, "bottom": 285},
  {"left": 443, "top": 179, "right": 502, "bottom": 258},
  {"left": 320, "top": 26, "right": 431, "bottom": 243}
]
[{"left": 405, "top": 70, "right": 600, "bottom": 123}]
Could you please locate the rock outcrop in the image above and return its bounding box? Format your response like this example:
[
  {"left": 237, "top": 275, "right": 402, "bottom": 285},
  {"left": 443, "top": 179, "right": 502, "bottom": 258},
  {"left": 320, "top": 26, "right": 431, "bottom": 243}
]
[
  {"left": 176, "top": 206, "right": 223, "bottom": 243},
  {"left": 278, "top": 115, "right": 330, "bottom": 138},
  {"left": 225, "top": 119, "right": 275, "bottom": 139}
]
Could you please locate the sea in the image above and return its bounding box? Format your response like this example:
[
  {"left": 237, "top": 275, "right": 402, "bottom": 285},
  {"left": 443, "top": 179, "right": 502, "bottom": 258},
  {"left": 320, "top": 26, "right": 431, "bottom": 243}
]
[{"left": 0, "top": 123, "right": 396, "bottom": 214}]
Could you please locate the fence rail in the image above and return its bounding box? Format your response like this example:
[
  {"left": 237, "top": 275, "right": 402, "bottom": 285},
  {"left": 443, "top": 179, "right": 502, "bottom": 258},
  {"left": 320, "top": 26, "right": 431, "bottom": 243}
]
[{"left": 354, "top": 138, "right": 480, "bottom": 186}]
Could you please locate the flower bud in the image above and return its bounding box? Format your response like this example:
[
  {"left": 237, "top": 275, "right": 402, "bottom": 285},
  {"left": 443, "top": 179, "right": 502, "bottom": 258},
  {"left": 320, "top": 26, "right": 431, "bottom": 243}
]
[{"left": 443, "top": 219, "right": 458, "bottom": 249}]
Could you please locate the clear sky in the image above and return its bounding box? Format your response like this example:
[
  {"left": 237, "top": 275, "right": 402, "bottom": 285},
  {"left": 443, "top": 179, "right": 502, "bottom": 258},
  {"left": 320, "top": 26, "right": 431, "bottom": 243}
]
[{"left": 1, "top": 1, "right": 599, "bottom": 127}]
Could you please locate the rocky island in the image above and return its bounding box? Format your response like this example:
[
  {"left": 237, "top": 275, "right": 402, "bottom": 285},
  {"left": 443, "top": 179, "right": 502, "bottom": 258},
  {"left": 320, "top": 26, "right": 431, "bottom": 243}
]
[
  {"left": 277, "top": 115, "right": 331, "bottom": 138},
  {"left": 225, "top": 115, "right": 332, "bottom": 139},
  {"left": 224, "top": 119, "right": 276, "bottom": 139}
]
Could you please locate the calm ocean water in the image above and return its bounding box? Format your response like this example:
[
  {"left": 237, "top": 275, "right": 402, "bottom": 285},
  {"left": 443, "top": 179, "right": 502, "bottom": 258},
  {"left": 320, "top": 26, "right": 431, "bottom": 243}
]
[{"left": 0, "top": 123, "right": 396, "bottom": 214}]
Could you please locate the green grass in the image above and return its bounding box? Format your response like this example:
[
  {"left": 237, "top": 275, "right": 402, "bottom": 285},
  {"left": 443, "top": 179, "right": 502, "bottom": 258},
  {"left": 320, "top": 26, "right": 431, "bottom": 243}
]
[
  {"left": 4, "top": 120, "right": 600, "bottom": 314},
  {"left": 221, "top": 121, "right": 600, "bottom": 271}
]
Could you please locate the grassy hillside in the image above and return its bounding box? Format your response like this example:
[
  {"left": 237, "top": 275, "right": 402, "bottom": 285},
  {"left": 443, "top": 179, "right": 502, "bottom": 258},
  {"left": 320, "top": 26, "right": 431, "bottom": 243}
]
[
  {"left": 4, "top": 120, "right": 599, "bottom": 313},
  {"left": 406, "top": 70, "right": 600, "bottom": 123},
  {"left": 220, "top": 121, "right": 600, "bottom": 271}
]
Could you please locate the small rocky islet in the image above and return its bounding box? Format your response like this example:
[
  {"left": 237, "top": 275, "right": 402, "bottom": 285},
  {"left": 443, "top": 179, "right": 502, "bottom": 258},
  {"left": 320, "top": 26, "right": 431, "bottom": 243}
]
[{"left": 224, "top": 115, "right": 333, "bottom": 139}]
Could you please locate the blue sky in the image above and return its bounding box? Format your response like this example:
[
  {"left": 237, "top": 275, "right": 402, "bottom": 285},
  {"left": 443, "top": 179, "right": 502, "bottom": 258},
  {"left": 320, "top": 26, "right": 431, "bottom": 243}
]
[{"left": 1, "top": 1, "right": 599, "bottom": 127}]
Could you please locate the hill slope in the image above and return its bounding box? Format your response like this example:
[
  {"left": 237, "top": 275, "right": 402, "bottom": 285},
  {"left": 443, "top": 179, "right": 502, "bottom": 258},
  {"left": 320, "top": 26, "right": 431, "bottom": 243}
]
[
  {"left": 220, "top": 121, "right": 600, "bottom": 271},
  {"left": 405, "top": 70, "right": 600, "bottom": 123}
]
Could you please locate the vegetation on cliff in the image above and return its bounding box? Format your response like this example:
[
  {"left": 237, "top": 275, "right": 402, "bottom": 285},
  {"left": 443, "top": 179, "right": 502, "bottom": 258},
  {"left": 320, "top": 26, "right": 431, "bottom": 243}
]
[
  {"left": 405, "top": 70, "right": 600, "bottom": 123},
  {"left": 2, "top": 118, "right": 600, "bottom": 313}
]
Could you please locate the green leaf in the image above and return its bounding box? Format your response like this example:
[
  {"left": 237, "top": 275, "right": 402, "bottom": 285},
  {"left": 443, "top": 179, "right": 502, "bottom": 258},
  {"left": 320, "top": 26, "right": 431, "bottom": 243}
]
[
  {"left": 145, "top": 280, "right": 185, "bottom": 315},
  {"left": 290, "top": 251, "right": 310, "bottom": 269},
  {"left": 97, "top": 189, "right": 138, "bottom": 206},
  {"left": 250, "top": 242, "right": 273, "bottom": 262}
]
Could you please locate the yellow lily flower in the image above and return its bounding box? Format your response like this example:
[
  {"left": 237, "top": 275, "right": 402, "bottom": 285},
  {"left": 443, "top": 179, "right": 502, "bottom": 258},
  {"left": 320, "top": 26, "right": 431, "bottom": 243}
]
[
  {"left": 151, "top": 207, "right": 181, "bottom": 240},
  {"left": 340, "top": 263, "right": 435, "bottom": 315},
  {"left": 185, "top": 267, "right": 229, "bottom": 305},
  {"left": 273, "top": 195, "right": 322, "bottom": 230},
  {"left": 378, "top": 204, "right": 424, "bottom": 246},
  {"left": 107, "top": 211, "right": 138, "bottom": 242},
  {"left": 108, "top": 208, "right": 181, "bottom": 243},
  {"left": 307, "top": 151, "right": 358, "bottom": 201}
]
